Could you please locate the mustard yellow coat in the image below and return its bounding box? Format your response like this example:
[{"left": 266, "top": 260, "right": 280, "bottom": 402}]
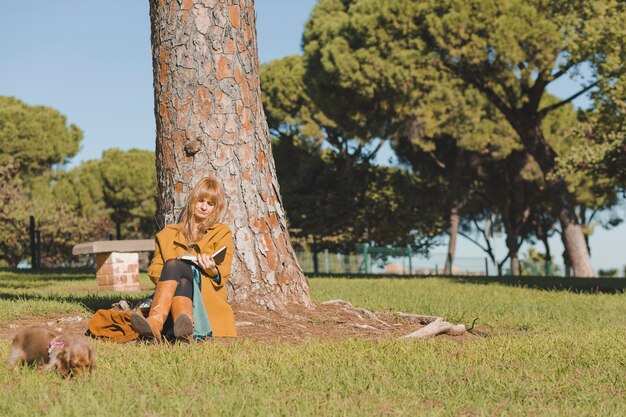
[{"left": 147, "top": 223, "right": 237, "bottom": 337}]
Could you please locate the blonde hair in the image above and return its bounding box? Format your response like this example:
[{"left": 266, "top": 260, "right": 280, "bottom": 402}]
[{"left": 178, "top": 177, "right": 226, "bottom": 244}]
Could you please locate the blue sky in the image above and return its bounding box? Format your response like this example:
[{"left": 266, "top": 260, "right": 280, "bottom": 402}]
[{"left": 1, "top": 1, "right": 624, "bottom": 273}]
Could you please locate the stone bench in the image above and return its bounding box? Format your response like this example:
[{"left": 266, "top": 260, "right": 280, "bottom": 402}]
[{"left": 72, "top": 240, "right": 155, "bottom": 291}]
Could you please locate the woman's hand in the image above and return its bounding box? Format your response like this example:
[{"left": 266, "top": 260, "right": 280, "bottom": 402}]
[{"left": 196, "top": 253, "right": 219, "bottom": 277}]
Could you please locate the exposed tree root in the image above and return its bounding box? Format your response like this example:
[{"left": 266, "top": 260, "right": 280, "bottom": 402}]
[
  {"left": 1, "top": 301, "right": 478, "bottom": 344},
  {"left": 351, "top": 323, "right": 385, "bottom": 332},
  {"left": 323, "top": 299, "right": 393, "bottom": 328},
  {"left": 399, "top": 317, "right": 467, "bottom": 339},
  {"left": 321, "top": 299, "right": 467, "bottom": 339},
  {"left": 395, "top": 312, "right": 443, "bottom": 325}
]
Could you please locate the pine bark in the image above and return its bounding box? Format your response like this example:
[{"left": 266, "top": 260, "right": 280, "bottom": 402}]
[{"left": 149, "top": 0, "right": 312, "bottom": 309}]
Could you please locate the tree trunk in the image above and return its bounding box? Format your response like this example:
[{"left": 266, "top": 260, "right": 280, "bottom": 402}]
[
  {"left": 579, "top": 205, "right": 591, "bottom": 256},
  {"left": 443, "top": 205, "right": 459, "bottom": 275},
  {"left": 443, "top": 151, "right": 461, "bottom": 276},
  {"left": 312, "top": 236, "right": 319, "bottom": 275},
  {"left": 149, "top": 0, "right": 312, "bottom": 309},
  {"left": 505, "top": 233, "right": 520, "bottom": 276},
  {"left": 510, "top": 253, "right": 520, "bottom": 276},
  {"left": 513, "top": 119, "right": 594, "bottom": 277},
  {"left": 542, "top": 234, "right": 552, "bottom": 276}
]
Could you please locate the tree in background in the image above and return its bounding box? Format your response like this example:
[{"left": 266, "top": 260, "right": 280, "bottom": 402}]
[
  {"left": 303, "top": 0, "right": 522, "bottom": 272},
  {"left": 272, "top": 138, "right": 444, "bottom": 253},
  {"left": 556, "top": 80, "right": 626, "bottom": 205},
  {"left": 53, "top": 149, "right": 158, "bottom": 241},
  {"left": 0, "top": 164, "right": 31, "bottom": 266},
  {"left": 0, "top": 96, "right": 82, "bottom": 177},
  {"left": 262, "top": 55, "right": 444, "bottom": 259},
  {"left": 303, "top": 0, "right": 626, "bottom": 277},
  {"left": 53, "top": 159, "right": 109, "bottom": 220},
  {"left": 391, "top": 103, "right": 519, "bottom": 274},
  {"left": 553, "top": 0, "right": 626, "bottom": 194},
  {"left": 49, "top": 155, "right": 157, "bottom": 264},
  {"left": 0, "top": 96, "right": 86, "bottom": 267},
  {"left": 0, "top": 96, "right": 159, "bottom": 266},
  {"left": 100, "top": 148, "right": 157, "bottom": 239},
  {"left": 417, "top": 0, "right": 625, "bottom": 276},
  {"left": 261, "top": 55, "right": 368, "bottom": 248},
  {"left": 149, "top": 0, "right": 311, "bottom": 309}
]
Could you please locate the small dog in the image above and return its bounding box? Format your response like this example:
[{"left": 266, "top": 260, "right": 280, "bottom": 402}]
[{"left": 7, "top": 326, "right": 95, "bottom": 377}]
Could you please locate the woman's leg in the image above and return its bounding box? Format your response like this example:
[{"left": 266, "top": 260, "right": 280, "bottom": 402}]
[
  {"left": 130, "top": 259, "right": 194, "bottom": 341},
  {"left": 171, "top": 277, "right": 194, "bottom": 340}
]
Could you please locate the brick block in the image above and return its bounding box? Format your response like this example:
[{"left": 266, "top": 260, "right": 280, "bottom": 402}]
[
  {"left": 110, "top": 275, "right": 124, "bottom": 285},
  {"left": 97, "top": 263, "right": 113, "bottom": 276},
  {"left": 95, "top": 251, "right": 141, "bottom": 292},
  {"left": 96, "top": 253, "right": 112, "bottom": 267},
  {"left": 96, "top": 274, "right": 113, "bottom": 286},
  {"left": 77, "top": 241, "right": 151, "bottom": 292},
  {"left": 113, "top": 252, "right": 138, "bottom": 264}
]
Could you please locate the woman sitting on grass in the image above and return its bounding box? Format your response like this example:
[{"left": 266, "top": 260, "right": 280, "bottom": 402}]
[{"left": 130, "top": 176, "right": 236, "bottom": 341}]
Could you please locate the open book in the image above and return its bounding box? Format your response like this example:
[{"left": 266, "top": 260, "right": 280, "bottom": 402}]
[{"left": 178, "top": 246, "right": 227, "bottom": 265}]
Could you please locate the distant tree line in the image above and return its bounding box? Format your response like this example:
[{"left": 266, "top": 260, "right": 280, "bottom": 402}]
[
  {"left": 0, "top": 96, "right": 156, "bottom": 267},
  {"left": 1, "top": 0, "right": 623, "bottom": 276},
  {"left": 261, "top": 0, "right": 625, "bottom": 276}
]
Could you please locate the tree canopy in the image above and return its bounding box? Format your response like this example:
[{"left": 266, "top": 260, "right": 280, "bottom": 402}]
[
  {"left": 261, "top": 54, "right": 445, "bottom": 253},
  {"left": 99, "top": 148, "right": 157, "bottom": 238},
  {"left": 0, "top": 96, "right": 82, "bottom": 176},
  {"left": 301, "top": 0, "right": 626, "bottom": 276},
  {"left": 0, "top": 95, "right": 157, "bottom": 266}
]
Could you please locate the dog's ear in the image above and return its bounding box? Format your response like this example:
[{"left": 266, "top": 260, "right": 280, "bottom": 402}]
[
  {"left": 67, "top": 342, "right": 95, "bottom": 376},
  {"left": 58, "top": 348, "right": 72, "bottom": 378},
  {"left": 43, "top": 347, "right": 70, "bottom": 377}
]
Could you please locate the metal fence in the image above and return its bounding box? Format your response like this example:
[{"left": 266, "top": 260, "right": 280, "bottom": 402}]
[{"left": 295, "top": 250, "right": 492, "bottom": 276}]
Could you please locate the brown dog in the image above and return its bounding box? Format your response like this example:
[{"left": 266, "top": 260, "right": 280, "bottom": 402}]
[{"left": 7, "top": 326, "right": 95, "bottom": 377}]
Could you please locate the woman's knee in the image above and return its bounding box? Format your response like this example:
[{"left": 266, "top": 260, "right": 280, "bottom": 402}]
[{"left": 160, "top": 259, "right": 192, "bottom": 281}]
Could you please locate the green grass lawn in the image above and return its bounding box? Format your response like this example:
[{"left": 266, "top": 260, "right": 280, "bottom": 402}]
[{"left": 0, "top": 271, "right": 624, "bottom": 417}]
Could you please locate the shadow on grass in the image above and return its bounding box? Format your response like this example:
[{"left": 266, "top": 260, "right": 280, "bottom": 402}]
[
  {"left": 0, "top": 290, "right": 149, "bottom": 313},
  {"left": 0, "top": 267, "right": 95, "bottom": 281},
  {"left": 0, "top": 269, "right": 154, "bottom": 313},
  {"left": 308, "top": 273, "right": 626, "bottom": 293}
]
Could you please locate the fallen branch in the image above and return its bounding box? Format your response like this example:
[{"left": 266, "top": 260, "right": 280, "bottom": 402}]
[
  {"left": 400, "top": 318, "right": 467, "bottom": 339},
  {"left": 396, "top": 312, "right": 443, "bottom": 325}
]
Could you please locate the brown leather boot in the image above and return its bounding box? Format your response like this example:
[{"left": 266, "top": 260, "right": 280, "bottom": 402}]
[
  {"left": 171, "top": 296, "right": 194, "bottom": 340},
  {"left": 130, "top": 280, "right": 178, "bottom": 342}
]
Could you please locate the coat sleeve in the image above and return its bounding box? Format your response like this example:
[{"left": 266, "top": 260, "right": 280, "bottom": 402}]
[
  {"left": 147, "top": 236, "right": 164, "bottom": 285},
  {"left": 204, "top": 225, "right": 234, "bottom": 289}
]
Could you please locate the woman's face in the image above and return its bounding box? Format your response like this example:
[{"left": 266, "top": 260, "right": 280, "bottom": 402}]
[{"left": 194, "top": 198, "right": 215, "bottom": 221}]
